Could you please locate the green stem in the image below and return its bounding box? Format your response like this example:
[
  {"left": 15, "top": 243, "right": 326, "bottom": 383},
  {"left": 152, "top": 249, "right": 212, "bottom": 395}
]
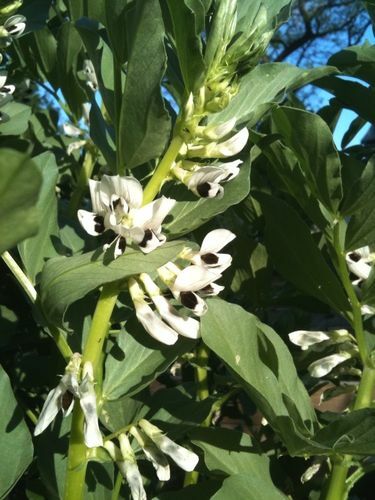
[
  {"left": 111, "top": 472, "right": 123, "bottom": 500},
  {"left": 142, "top": 135, "right": 184, "bottom": 204},
  {"left": 69, "top": 149, "right": 95, "bottom": 216},
  {"left": 184, "top": 342, "right": 210, "bottom": 487},
  {"left": 2, "top": 251, "right": 72, "bottom": 362},
  {"left": 113, "top": 55, "right": 123, "bottom": 174},
  {"left": 63, "top": 282, "right": 120, "bottom": 500},
  {"left": 323, "top": 222, "right": 375, "bottom": 500}
]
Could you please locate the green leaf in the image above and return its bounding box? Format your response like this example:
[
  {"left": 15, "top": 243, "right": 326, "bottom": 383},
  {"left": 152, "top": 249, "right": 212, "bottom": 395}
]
[
  {"left": 0, "top": 364, "right": 33, "bottom": 498},
  {"left": 340, "top": 155, "right": 375, "bottom": 216},
  {"left": 104, "top": 0, "right": 131, "bottom": 65},
  {"left": 155, "top": 481, "right": 222, "bottom": 500},
  {"left": 40, "top": 240, "right": 188, "bottom": 325},
  {"left": 57, "top": 22, "right": 86, "bottom": 118},
  {"left": 328, "top": 44, "right": 375, "bottom": 86},
  {"left": 345, "top": 202, "right": 375, "bottom": 250},
  {"left": 271, "top": 107, "right": 342, "bottom": 213},
  {"left": 164, "top": 156, "right": 251, "bottom": 238},
  {"left": 201, "top": 299, "right": 317, "bottom": 449},
  {"left": 103, "top": 328, "right": 195, "bottom": 401},
  {"left": 212, "top": 473, "right": 286, "bottom": 500},
  {"left": 18, "top": 152, "right": 59, "bottom": 283},
  {"left": 166, "top": 0, "right": 205, "bottom": 92},
  {"left": 209, "top": 63, "right": 336, "bottom": 128},
  {"left": 89, "top": 100, "right": 116, "bottom": 172},
  {"left": 0, "top": 101, "right": 31, "bottom": 135},
  {"left": 0, "top": 149, "right": 42, "bottom": 254},
  {"left": 119, "top": 0, "right": 171, "bottom": 170},
  {"left": 256, "top": 193, "right": 349, "bottom": 313}
]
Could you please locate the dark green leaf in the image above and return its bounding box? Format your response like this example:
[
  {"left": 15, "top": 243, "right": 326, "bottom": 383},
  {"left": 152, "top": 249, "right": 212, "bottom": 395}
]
[
  {"left": 256, "top": 193, "right": 349, "bottom": 313},
  {"left": 271, "top": 107, "right": 342, "bottom": 213},
  {"left": 18, "top": 152, "right": 59, "bottom": 283},
  {"left": 0, "top": 102, "right": 31, "bottom": 135},
  {"left": 345, "top": 202, "right": 375, "bottom": 250},
  {"left": 0, "top": 149, "right": 41, "bottom": 254},
  {"left": 0, "top": 365, "right": 33, "bottom": 498},
  {"left": 40, "top": 240, "right": 188, "bottom": 325},
  {"left": 119, "top": 0, "right": 171, "bottom": 169},
  {"left": 212, "top": 473, "right": 286, "bottom": 500},
  {"left": 341, "top": 155, "right": 375, "bottom": 216}
]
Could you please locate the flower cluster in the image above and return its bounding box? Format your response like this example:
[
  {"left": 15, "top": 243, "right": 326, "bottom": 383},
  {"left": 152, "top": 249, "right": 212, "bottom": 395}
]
[
  {"left": 289, "top": 329, "right": 358, "bottom": 378},
  {"left": 78, "top": 175, "right": 175, "bottom": 258},
  {"left": 104, "top": 419, "right": 199, "bottom": 500},
  {"left": 129, "top": 229, "right": 235, "bottom": 345},
  {"left": 0, "top": 14, "right": 25, "bottom": 49},
  {"left": 34, "top": 354, "right": 102, "bottom": 448},
  {"left": 346, "top": 245, "right": 374, "bottom": 315},
  {"left": 172, "top": 96, "right": 249, "bottom": 199}
]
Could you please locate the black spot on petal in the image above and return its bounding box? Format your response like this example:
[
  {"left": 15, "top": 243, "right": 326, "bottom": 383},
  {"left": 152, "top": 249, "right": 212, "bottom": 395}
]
[
  {"left": 197, "top": 182, "right": 211, "bottom": 198},
  {"left": 93, "top": 215, "right": 105, "bottom": 234},
  {"left": 118, "top": 236, "right": 126, "bottom": 254},
  {"left": 348, "top": 252, "right": 360, "bottom": 262},
  {"left": 140, "top": 229, "right": 153, "bottom": 248},
  {"left": 201, "top": 253, "right": 219, "bottom": 265},
  {"left": 180, "top": 291, "right": 198, "bottom": 309},
  {"left": 61, "top": 390, "right": 74, "bottom": 411}
]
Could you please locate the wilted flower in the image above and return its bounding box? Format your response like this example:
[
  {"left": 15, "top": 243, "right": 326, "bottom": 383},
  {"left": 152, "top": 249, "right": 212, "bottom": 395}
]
[
  {"left": 78, "top": 175, "right": 175, "bottom": 258},
  {"left": 138, "top": 419, "right": 199, "bottom": 472},
  {"left": 308, "top": 352, "right": 352, "bottom": 378},
  {"left": 34, "top": 356, "right": 103, "bottom": 448},
  {"left": 105, "top": 438, "right": 147, "bottom": 500},
  {"left": 34, "top": 354, "right": 81, "bottom": 436}
]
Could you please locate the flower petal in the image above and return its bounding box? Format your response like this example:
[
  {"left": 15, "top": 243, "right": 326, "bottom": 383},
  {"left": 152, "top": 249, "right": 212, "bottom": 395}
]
[
  {"left": 200, "top": 229, "right": 236, "bottom": 254},
  {"left": 134, "top": 301, "right": 179, "bottom": 345},
  {"left": 138, "top": 229, "right": 165, "bottom": 254},
  {"left": 288, "top": 330, "right": 330, "bottom": 350},
  {"left": 179, "top": 291, "right": 208, "bottom": 316},
  {"left": 77, "top": 210, "right": 106, "bottom": 236},
  {"left": 79, "top": 369, "right": 103, "bottom": 448},
  {"left": 132, "top": 197, "right": 175, "bottom": 232},
  {"left": 34, "top": 384, "right": 65, "bottom": 436},
  {"left": 130, "top": 427, "right": 170, "bottom": 481},
  {"left": 346, "top": 252, "right": 372, "bottom": 280},
  {"left": 117, "top": 461, "right": 147, "bottom": 500},
  {"left": 202, "top": 118, "right": 236, "bottom": 140},
  {"left": 89, "top": 179, "right": 106, "bottom": 213},
  {"left": 308, "top": 353, "right": 351, "bottom": 378},
  {"left": 117, "top": 176, "right": 144, "bottom": 209},
  {"left": 63, "top": 123, "right": 82, "bottom": 137},
  {"left": 173, "top": 265, "right": 222, "bottom": 292}
]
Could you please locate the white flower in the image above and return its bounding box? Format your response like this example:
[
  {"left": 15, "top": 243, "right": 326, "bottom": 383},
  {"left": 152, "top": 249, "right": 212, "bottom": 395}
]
[
  {"left": 139, "top": 273, "right": 200, "bottom": 339},
  {"left": 104, "top": 440, "right": 147, "bottom": 500},
  {"left": 34, "top": 354, "right": 81, "bottom": 436},
  {"left": 67, "top": 140, "right": 87, "bottom": 156},
  {"left": 63, "top": 122, "right": 82, "bottom": 137},
  {"left": 308, "top": 352, "right": 351, "bottom": 378},
  {"left": 4, "top": 14, "right": 26, "bottom": 38},
  {"left": 289, "top": 330, "right": 330, "bottom": 351},
  {"left": 158, "top": 262, "right": 223, "bottom": 316},
  {"left": 139, "top": 419, "right": 199, "bottom": 472},
  {"left": 78, "top": 362, "right": 103, "bottom": 448},
  {"left": 346, "top": 246, "right": 373, "bottom": 281},
  {"left": 83, "top": 59, "right": 98, "bottom": 91},
  {"left": 130, "top": 426, "right": 171, "bottom": 481},
  {"left": 190, "top": 229, "right": 235, "bottom": 272},
  {"left": 78, "top": 175, "right": 175, "bottom": 257},
  {"left": 0, "top": 72, "right": 15, "bottom": 99},
  {"left": 128, "top": 278, "right": 179, "bottom": 345},
  {"left": 187, "top": 127, "right": 249, "bottom": 158},
  {"left": 196, "top": 118, "right": 236, "bottom": 140}
]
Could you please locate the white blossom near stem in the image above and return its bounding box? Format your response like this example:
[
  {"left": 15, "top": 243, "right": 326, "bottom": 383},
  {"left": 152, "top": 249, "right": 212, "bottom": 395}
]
[
  {"left": 288, "top": 330, "right": 330, "bottom": 350},
  {"left": 83, "top": 59, "right": 98, "bottom": 91},
  {"left": 67, "top": 140, "right": 87, "bottom": 156},
  {"left": 172, "top": 160, "right": 241, "bottom": 198},
  {"left": 186, "top": 127, "right": 249, "bottom": 158},
  {"left": 34, "top": 354, "right": 81, "bottom": 436},
  {"left": 196, "top": 117, "right": 236, "bottom": 140},
  {"left": 78, "top": 175, "right": 175, "bottom": 257},
  {"left": 0, "top": 72, "right": 15, "bottom": 98},
  {"left": 129, "top": 426, "right": 171, "bottom": 481},
  {"left": 128, "top": 278, "right": 179, "bottom": 345},
  {"left": 346, "top": 246, "right": 373, "bottom": 281},
  {"left": 139, "top": 273, "right": 200, "bottom": 339},
  {"left": 308, "top": 352, "right": 351, "bottom": 378},
  {"left": 63, "top": 123, "right": 82, "bottom": 137},
  {"left": 78, "top": 362, "right": 103, "bottom": 448},
  {"left": 4, "top": 14, "right": 26, "bottom": 37},
  {"left": 190, "top": 228, "right": 236, "bottom": 272},
  {"left": 118, "top": 434, "right": 147, "bottom": 500},
  {"left": 139, "top": 419, "right": 199, "bottom": 472},
  {"left": 158, "top": 262, "right": 222, "bottom": 316}
]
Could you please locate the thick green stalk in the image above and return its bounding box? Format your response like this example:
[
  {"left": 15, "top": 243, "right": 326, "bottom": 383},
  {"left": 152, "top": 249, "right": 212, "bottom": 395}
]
[
  {"left": 63, "top": 282, "right": 119, "bottom": 500},
  {"left": 2, "top": 251, "right": 72, "bottom": 361},
  {"left": 323, "top": 222, "right": 375, "bottom": 500},
  {"left": 142, "top": 135, "right": 184, "bottom": 204}
]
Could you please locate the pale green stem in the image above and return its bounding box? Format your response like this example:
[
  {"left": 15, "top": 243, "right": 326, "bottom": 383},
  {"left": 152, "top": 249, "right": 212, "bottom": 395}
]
[
  {"left": 142, "top": 135, "right": 184, "bottom": 204},
  {"left": 184, "top": 342, "right": 210, "bottom": 487},
  {"left": 2, "top": 251, "right": 72, "bottom": 362},
  {"left": 63, "top": 282, "right": 120, "bottom": 500},
  {"left": 111, "top": 472, "right": 123, "bottom": 500},
  {"left": 323, "top": 222, "right": 375, "bottom": 500},
  {"left": 69, "top": 149, "right": 95, "bottom": 216}
]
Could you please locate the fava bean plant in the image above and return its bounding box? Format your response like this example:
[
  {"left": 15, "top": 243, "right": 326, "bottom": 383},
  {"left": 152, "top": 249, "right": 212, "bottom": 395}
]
[{"left": 1, "top": 0, "right": 375, "bottom": 499}]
